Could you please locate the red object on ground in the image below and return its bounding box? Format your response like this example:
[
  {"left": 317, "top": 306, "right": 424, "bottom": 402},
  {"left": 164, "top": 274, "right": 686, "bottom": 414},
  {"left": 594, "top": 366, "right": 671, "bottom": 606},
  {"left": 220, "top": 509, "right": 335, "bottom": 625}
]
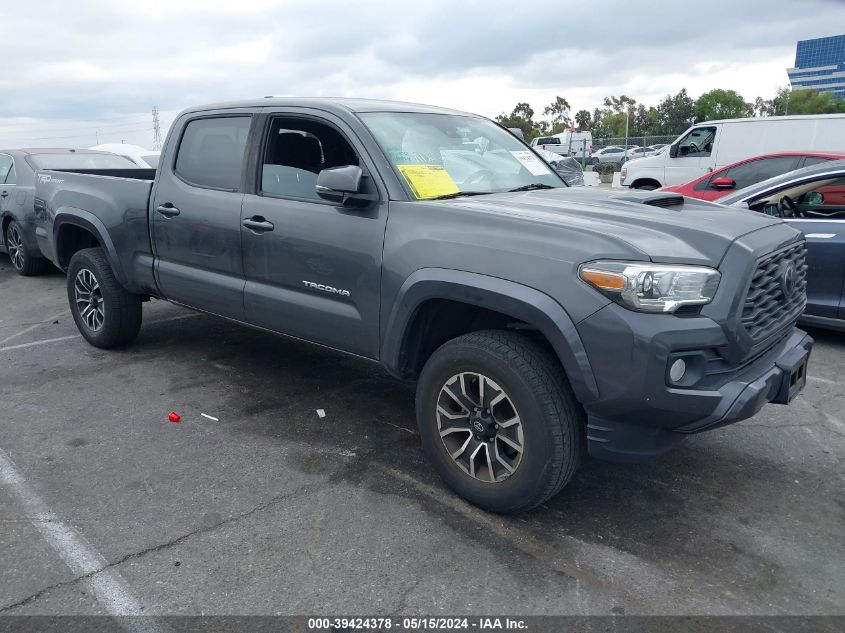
[{"left": 168, "top": 412, "right": 181, "bottom": 423}]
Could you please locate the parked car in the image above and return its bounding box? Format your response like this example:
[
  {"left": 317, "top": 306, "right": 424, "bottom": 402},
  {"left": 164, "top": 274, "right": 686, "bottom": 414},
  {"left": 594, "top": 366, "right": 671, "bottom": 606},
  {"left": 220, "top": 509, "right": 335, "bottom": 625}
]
[
  {"left": 33, "top": 97, "right": 812, "bottom": 513},
  {"left": 588, "top": 146, "right": 636, "bottom": 164},
  {"left": 622, "top": 113, "right": 845, "bottom": 190},
  {"left": 626, "top": 146, "right": 658, "bottom": 159},
  {"left": 0, "top": 149, "right": 138, "bottom": 275},
  {"left": 647, "top": 143, "right": 668, "bottom": 152},
  {"left": 90, "top": 143, "right": 160, "bottom": 168},
  {"left": 716, "top": 159, "right": 845, "bottom": 331},
  {"left": 657, "top": 152, "right": 845, "bottom": 201}
]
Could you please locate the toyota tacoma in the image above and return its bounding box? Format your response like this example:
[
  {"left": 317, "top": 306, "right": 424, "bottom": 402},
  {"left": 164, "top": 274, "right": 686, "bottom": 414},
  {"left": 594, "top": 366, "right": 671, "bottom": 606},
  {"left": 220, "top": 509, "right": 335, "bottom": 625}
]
[{"left": 33, "top": 98, "right": 813, "bottom": 513}]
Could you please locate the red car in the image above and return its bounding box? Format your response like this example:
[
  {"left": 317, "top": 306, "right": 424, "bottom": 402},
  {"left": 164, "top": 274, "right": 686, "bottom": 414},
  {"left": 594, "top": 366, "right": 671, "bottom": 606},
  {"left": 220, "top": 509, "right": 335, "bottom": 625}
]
[{"left": 661, "top": 152, "right": 845, "bottom": 201}]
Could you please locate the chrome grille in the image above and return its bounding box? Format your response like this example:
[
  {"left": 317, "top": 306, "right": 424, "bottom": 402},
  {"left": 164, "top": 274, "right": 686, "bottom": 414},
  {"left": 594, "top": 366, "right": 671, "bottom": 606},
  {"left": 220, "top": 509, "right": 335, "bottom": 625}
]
[{"left": 741, "top": 241, "right": 807, "bottom": 341}]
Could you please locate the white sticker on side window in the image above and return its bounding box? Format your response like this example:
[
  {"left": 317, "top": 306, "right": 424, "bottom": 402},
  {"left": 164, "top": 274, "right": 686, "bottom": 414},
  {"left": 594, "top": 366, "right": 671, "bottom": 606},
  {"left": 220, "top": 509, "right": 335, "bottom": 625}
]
[{"left": 510, "top": 150, "right": 553, "bottom": 176}]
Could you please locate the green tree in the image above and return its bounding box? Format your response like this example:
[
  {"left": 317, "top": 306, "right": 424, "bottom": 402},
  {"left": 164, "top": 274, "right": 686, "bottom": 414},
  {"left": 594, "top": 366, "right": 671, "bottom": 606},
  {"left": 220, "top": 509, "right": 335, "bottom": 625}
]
[
  {"left": 752, "top": 96, "right": 774, "bottom": 117},
  {"left": 655, "top": 88, "right": 695, "bottom": 135},
  {"left": 495, "top": 102, "right": 542, "bottom": 140},
  {"left": 574, "top": 109, "right": 592, "bottom": 130},
  {"left": 543, "top": 96, "right": 572, "bottom": 133},
  {"left": 772, "top": 88, "right": 845, "bottom": 115},
  {"left": 602, "top": 95, "right": 636, "bottom": 113},
  {"left": 694, "top": 89, "right": 751, "bottom": 122}
]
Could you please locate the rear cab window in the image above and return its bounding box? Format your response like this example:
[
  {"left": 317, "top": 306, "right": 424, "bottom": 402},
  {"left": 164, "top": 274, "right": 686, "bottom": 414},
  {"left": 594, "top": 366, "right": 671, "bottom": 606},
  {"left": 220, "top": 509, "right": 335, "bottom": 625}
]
[{"left": 175, "top": 116, "right": 251, "bottom": 190}]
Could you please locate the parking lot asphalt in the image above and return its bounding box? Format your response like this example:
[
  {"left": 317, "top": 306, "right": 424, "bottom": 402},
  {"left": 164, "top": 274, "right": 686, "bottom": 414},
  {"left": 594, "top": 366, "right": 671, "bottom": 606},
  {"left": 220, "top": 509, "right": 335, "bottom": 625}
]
[{"left": 0, "top": 256, "right": 843, "bottom": 617}]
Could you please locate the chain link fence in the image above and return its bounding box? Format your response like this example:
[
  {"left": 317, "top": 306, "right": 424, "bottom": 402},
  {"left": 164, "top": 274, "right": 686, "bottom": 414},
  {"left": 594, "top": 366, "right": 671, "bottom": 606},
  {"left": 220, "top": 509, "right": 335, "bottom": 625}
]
[{"left": 592, "top": 135, "right": 677, "bottom": 150}]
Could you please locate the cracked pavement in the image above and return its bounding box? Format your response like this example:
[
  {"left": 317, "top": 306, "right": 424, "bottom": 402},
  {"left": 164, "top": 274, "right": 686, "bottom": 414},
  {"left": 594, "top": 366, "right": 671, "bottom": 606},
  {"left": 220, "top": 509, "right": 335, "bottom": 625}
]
[{"left": 1, "top": 257, "right": 843, "bottom": 616}]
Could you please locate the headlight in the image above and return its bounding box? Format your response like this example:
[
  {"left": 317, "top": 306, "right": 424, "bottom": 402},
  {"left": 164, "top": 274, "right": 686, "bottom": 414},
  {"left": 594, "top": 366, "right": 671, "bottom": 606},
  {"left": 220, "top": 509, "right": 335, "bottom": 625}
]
[{"left": 579, "top": 260, "right": 720, "bottom": 313}]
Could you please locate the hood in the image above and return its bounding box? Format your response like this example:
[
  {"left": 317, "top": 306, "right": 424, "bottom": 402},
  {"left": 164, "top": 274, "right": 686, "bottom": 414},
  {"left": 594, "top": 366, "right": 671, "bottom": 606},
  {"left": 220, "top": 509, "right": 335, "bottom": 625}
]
[{"left": 446, "top": 186, "right": 789, "bottom": 266}]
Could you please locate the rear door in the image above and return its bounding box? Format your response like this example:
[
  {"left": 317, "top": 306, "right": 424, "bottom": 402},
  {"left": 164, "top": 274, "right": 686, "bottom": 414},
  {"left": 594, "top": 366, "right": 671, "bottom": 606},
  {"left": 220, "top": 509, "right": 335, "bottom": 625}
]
[
  {"left": 239, "top": 109, "right": 388, "bottom": 358},
  {"left": 150, "top": 111, "right": 255, "bottom": 320}
]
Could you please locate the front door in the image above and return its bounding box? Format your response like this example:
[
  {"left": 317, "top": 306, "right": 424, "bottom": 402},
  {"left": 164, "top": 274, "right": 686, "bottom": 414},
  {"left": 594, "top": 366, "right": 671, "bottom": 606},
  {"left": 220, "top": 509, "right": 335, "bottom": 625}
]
[
  {"left": 240, "top": 111, "right": 387, "bottom": 358},
  {"left": 787, "top": 176, "right": 845, "bottom": 319},
  {"left": 665, "top": 125, "right": 718, "bottom": 186},
  {"left": 151, "top": 113, "right": 254, "bottom": 321}
]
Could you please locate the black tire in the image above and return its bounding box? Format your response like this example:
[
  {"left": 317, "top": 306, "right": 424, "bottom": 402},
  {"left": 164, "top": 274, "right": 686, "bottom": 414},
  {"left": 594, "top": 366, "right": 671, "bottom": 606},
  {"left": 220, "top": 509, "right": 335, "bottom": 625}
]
[
  {"left": 416, "top": 330, "right": 584, "bottom": 513},
  {"left": 635, "top": 183, "right": 658, "bottom": 191},
  {"left": 587, "top": 157, "right": 599, "bottom": 166},
  {"left": 66, "top": 247, "right": 142, "bottom": 349},
  {"left": 5, "top": 220, "right": 51, "bottom": 276}
]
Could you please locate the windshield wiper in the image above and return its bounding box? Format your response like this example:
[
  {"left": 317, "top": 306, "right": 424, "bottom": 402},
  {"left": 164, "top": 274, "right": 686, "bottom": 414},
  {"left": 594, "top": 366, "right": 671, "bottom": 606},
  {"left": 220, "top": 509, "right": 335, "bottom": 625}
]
[
  {"left": 508, "top": 183, "right": 556, "bottom": 192},
  {"left": 428, "top": 190, "right": 491, "bottom": 200}
]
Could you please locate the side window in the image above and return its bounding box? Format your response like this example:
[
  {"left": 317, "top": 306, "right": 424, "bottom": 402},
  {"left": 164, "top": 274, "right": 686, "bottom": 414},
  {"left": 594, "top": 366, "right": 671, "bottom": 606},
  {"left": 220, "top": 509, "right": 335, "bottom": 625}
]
[
  {"left": 677, "top": 126, "right": 716, "bottom": 158},
  {"left": 801, "top": 156, "right": 833, "bottom": 168},
  {"left": 804, "top": 177, "right": 845, "bottom": 210},
  {"left": 0, "top": 155, "right": 14, "bottom": 184},
  {"left": 261, "top": 117, "right": 359, "bottom": 200},
  {"left": 175, "top": 116, "right": 251, "bottom": 190},
  {"left": 722, "top": 157, "right": 798, "bottom": 190}
]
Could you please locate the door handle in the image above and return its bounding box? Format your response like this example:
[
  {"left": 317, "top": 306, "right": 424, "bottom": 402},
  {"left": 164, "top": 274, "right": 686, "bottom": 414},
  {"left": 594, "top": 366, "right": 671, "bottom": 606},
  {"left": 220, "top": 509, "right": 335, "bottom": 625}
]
[
  {"left": 155, "top": 204, "right": 180, "bottom": 217},
  {"left": 242, "top": 217, "right": 275, "bottom": 233},
  {"left": 0, "top": 191, "right": 8, "bottom": 198}
]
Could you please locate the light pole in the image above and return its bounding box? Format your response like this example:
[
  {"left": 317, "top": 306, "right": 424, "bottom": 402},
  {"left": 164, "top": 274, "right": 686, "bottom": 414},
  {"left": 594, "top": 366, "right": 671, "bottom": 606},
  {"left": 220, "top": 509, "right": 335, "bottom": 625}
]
[{"left": 624, "top": 107, "right": 630, "bottom": 155}]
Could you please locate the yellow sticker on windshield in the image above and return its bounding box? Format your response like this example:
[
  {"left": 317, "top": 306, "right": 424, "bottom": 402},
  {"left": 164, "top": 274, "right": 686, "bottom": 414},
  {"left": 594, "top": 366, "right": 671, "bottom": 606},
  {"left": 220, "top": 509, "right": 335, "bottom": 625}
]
[{"left": 397, "top": 164, "right": 460, "bottom": 199}]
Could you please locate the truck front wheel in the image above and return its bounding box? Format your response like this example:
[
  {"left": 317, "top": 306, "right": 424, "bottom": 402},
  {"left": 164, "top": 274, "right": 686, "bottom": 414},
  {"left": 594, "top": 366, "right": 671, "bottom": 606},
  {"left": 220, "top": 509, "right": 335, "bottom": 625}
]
[
  {"left": 67, "top": 247, "right": 142, "bottom": 349},
  {"left": 416, "top": 330, "right": 583, "bottom": 513}
]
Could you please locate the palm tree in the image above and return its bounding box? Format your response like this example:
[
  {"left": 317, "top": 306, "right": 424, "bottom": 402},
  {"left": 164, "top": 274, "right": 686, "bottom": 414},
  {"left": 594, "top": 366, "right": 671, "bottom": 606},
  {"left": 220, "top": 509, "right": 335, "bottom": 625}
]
[{"left": 574, "top": 110, "right": 591, "bottom": 130}]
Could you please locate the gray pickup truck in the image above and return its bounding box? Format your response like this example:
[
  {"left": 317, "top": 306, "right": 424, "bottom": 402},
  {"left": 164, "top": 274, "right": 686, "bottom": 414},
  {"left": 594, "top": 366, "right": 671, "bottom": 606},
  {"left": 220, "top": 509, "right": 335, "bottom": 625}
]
[{"left": 34, "top": 98, "right": 813, "bottom": 513}]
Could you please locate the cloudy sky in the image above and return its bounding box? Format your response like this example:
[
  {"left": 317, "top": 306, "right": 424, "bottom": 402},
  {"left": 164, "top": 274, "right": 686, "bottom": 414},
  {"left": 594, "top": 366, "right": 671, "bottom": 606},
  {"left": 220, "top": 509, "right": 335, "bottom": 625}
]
[{"left": 1, "top": 0, "right": 844, "bottom": 148}]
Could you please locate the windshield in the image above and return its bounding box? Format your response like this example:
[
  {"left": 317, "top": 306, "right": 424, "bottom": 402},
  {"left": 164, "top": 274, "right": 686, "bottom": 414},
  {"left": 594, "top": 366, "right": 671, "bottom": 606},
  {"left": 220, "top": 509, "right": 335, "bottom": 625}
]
[
  {"left": 29, "top": 153, "right": 138, "bottom": 170},
  {"left": 360, "top": 112, "right": 563, "bottom": 199}
]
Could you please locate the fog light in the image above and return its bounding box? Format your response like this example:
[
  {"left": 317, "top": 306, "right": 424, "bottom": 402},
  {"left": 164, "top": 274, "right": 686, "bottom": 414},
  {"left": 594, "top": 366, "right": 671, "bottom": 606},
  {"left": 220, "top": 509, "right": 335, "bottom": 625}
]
[{"left": 669, "top": 358, "right": 686, "bottom": 383}]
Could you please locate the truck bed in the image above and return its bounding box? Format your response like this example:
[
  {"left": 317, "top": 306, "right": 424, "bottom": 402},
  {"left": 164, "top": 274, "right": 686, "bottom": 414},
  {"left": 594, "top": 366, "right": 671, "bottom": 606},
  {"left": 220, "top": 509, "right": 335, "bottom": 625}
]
[{"left": 34, "top": 169, "right": 157, "bottom": 295}]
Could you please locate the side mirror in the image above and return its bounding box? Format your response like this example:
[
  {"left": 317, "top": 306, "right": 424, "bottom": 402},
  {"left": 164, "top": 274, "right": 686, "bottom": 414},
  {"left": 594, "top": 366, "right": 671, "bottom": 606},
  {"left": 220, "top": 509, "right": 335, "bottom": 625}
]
[
  {"left": 711, "top": 176, "right": 735, "bottom": 190},
  {"left": 316, "top": 165, "right": 364, "bottom": 205},
  {"left": 669, "top": 144, "right": 678, "bottom": 158}
]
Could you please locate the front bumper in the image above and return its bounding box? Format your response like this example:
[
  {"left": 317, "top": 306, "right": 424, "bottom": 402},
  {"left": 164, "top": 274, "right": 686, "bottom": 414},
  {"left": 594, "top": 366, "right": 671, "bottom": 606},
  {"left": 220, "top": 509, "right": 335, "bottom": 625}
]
[{"left": 577, "top": 303, "right": 813, "bottom": 463}]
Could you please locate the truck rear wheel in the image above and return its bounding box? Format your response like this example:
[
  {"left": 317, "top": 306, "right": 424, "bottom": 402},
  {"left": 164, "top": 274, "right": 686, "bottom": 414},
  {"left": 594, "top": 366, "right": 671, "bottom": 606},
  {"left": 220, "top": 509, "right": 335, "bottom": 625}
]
[
  {"left": 66, "top": 247, "right": 142, "bottom": 349},
  {"left": 416, "top": 330, "right": 583, "bottom": 513}
]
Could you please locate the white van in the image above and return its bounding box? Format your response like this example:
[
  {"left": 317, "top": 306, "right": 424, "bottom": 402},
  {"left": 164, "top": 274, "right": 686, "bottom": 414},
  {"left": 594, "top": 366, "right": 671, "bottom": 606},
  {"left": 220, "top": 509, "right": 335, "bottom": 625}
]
[
  {"left": 620, "top": 114, "right": 845, "bottom": 190},
  {"left": 530, "top": 130, "right": 592, "bottom": 157}
]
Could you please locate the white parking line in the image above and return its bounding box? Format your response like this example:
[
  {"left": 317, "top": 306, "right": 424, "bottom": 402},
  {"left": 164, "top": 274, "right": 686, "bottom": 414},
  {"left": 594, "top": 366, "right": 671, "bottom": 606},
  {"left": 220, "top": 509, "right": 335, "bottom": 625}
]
[
  {"left": 808, "top": 375, "right": 844, "bottom": 387},
  {"left": 0, "top": 335, "right": 81, "bottom": 353},
  {"left": 0, "top": 312, "right": 201, "bottom": 354},
  {"left": 0, "top": 310, "right": 70, "bottom": 346},
  {"left": 0, "top": 448, "right": 168, "bottom": 631}
]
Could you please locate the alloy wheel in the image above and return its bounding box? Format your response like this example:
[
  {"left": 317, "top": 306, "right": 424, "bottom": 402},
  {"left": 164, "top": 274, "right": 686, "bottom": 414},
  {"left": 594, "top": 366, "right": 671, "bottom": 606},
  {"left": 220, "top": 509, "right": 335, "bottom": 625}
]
[
  {"left": 74, "top": 268, "right": 106, "bottom": 331},
  {"left": 436, "top": 372, "right": 524, "bottom": 483},
  {"left": 6, "top": 225, "right": 24, "bottom": 271}
]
